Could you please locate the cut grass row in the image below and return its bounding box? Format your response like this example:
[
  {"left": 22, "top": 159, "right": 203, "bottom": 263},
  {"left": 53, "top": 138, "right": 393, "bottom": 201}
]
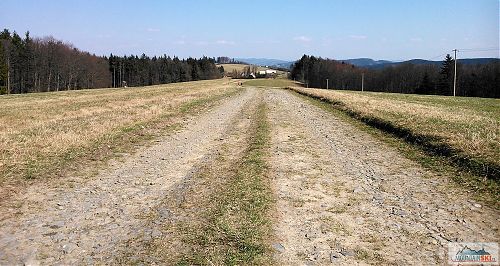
[
  {"left": 175, "top": 101, "right": 273, "bottom": 265},
  {"left": 0, "top": 79, "right": 239, "bottom": 198}
]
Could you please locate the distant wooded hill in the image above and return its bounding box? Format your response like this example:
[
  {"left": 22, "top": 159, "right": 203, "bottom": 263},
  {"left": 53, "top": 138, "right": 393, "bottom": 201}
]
[
  {"left": 231, "top": 57, "right": 499, "bottom": 70},
  {"left": 290, "top": 54, "right": 499, "bottom": 98},
  {"left": 342, "top": 57, "right": 500, "bottom": 69}
]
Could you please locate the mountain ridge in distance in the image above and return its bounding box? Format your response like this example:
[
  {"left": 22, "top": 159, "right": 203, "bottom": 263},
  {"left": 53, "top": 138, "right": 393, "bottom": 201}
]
[
  {"left": 234, "top": 57, "right": 499, "bottom": 70},
  {"left": 235, "top": 58, "right": 294, "bottom": 69}
]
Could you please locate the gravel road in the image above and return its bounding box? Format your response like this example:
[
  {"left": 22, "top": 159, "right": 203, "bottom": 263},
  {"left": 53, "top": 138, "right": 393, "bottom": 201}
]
[
  {"left": 0, "top": 86, "right": 497, "bottom": 265},
  {"left": 266, "top": 89, "right": 498, "bottom": 265},
  {"left": 0, "top": 88, "right": 256, "bottom": 265}
]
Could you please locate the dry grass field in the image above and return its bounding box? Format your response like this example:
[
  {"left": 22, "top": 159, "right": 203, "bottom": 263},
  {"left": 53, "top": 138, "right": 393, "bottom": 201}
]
[
  {"left": 290, "top": 87, "right": 500, "bottom": 179},
  {"left": 1, "top": 83, "right": 499, "bottom": 265},
  {"left": 0, "top": 79, "right": 238, "bottom": 191},
  {"left": 244, "top": 79, "right": 297, "bottom": 88},
  {"left": 216, "top": 63, "right": 268, "bottom": 73}
]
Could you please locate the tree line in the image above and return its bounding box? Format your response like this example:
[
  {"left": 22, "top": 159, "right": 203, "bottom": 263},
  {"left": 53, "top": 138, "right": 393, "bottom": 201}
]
[
  {"left": 215, "top": 56, "right": 244, "bottom": 64},
  {"left": 290, "top": 54, "right": 499, "bottom": 98},
  {"left": 0, "top": 29, "right": 110, "bottom": 94},
  {"left": 108, "top": 54, "right": 223, "bottom": 87},
  {"left": 0, "top": 29, "right": 223, "bottom": 94}
]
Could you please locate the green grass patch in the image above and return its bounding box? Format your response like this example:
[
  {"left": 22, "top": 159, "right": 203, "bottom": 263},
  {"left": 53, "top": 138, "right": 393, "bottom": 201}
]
[{"left": 243, "top": 79, "right": 296, "bottom": 88}]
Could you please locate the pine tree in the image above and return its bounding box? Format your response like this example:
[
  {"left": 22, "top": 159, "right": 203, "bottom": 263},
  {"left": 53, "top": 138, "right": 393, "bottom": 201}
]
[
  {"left": 437, "top": 54, "right": 454, "bottom": 95},
  {"left": 416, "top": 72, "right": 434, "bottom": 94},
  {"left": 0, "top": 42, "right": 7, "bottom": 94}
]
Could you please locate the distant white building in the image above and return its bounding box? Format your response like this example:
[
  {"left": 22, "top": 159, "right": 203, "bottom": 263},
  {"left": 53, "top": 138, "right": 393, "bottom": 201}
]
[{"left": 258, "top": 69, "right": 277, "bottom": 77}]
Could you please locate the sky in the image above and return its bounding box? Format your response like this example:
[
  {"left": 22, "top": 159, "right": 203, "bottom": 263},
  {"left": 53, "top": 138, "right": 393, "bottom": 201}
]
[{"left": 0, "top": 0, "right": 498, "bottom": 61}]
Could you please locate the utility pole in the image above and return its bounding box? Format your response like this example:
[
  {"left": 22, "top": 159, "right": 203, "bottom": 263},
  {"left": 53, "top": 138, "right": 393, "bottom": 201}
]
[
  {"left": 361, "top": 73, "right": 364, "bottom": 92},
  {"left": 453, "top": 49, "right": 458, "bottom": 97},
  {"left": 119, "top": 62, "right": 122, "bottom": 88},
  {"left": 326, "top": 78, "right": 329, "bottom": 90},
  {"left": 6, "top": 58, "right": 10, "bottom": 94},
  {"left": 113, "top": 66, "right": 116, "bottom": 88}
]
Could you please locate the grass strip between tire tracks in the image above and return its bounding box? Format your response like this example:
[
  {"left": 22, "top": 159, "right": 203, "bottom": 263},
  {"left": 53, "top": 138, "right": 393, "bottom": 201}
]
[{"left": 176, "top": 102, "right": 274, "bottom": 265}]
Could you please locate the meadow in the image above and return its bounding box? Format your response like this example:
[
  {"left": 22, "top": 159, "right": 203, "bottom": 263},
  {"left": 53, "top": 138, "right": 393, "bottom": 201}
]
[
  {"left": 0, "top": 79, "right": 237, "bottom": 192},
  {"left": 244, "top": 79, "right": 297, "bottom": 87},
  {"left": 216, "top": 63, "right": 268, "bottom": 73}
]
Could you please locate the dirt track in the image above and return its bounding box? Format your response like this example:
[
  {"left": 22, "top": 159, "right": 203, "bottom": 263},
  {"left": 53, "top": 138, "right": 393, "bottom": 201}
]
[
  {"left": 266, "top": 89, "right": 498, "bottom": 265},
  {"left": 0, "top": 88, "right": 256, "bottom": 264},
  {"left": 0, "top": 87, "right": 498, "bottom": 265}
]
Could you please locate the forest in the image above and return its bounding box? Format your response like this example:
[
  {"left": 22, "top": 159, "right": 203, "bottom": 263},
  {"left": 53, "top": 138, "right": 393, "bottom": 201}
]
[
  {"left": 0, "top": 29, "right": 223, "bottom": 94},
  {"left": 290, "top": 54, "right": 499, "bottom": 98}
]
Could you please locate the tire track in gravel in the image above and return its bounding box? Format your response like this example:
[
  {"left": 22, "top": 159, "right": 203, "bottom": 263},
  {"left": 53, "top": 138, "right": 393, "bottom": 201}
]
[
  {"left": 0, "top": 87, "right": 257, "bottom": 265},
  {"left": 265, "top": 89, "right": 499, "bottom": 265},
  {"left": 116, "top": 88, "right": 273, "bottom": 265}
]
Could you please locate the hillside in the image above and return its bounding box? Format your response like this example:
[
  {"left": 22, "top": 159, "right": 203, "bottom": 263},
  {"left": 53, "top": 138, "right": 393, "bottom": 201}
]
[
  {"left": 343, "top": 57, "right": 500, "bottom": 68},
  {"left": 216, "top": 63, "right": 268, "bottom": 73},
  {"left": 236, "top": 58, "right": 294, "bottom": 69}
]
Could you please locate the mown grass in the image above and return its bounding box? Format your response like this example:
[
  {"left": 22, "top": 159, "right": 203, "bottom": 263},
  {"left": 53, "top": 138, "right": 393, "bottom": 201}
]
[
  {"left": 243, "top": 79, "right": 297, "bottom": 88},
  {"left": 175, "top": 102, "right": 274, "bottom": 265},
  {"left": 291, "top": 88, "right": 500, "bottom": 206},
  {"left": 0, "top": 79, "right": 238, "bottom": 197}
]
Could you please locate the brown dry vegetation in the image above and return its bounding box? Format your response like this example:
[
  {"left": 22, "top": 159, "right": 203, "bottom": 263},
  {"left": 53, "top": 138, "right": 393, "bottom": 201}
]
[
  {"left": 0, "top": 79, "right": 238, "bottom": 194},
  {"left": 216, "top": 64, "right": 268, "bottom": 73},
  {"left": 290, "top": 87, "right": 500, "bottom": 178},
  {"left": 243, "top": 79, "right": 297, "bottom": 88}
]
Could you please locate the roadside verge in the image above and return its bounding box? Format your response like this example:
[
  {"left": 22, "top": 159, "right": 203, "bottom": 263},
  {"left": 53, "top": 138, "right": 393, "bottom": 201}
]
[{"left": 288, "top": 86, "right": 499, "bottom": 206}]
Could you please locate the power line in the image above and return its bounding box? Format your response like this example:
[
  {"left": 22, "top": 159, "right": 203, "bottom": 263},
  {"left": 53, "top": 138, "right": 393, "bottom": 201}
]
[
  {"left": 457, "top": 47, "right": 499, "bottom": 51},
  {"left": 458, "top": 49, "right": 500, "bottom": 53},
  {"left": 428, "top": 52, "right": 449, "bottom": 61}
]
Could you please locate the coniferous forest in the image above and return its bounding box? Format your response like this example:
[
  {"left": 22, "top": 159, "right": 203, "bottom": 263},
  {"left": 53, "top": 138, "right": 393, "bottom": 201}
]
[
  {"left": 290, "top": 55, "right": 499, "bottom": 98},
  {"left": 0, "top": 29, "right": 223, "bottom": 94}
]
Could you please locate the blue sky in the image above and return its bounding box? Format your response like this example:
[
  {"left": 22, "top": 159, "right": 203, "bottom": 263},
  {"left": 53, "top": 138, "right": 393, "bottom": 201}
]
[{"left": 1, "top": 0, "right": 498, "bottom": 60}]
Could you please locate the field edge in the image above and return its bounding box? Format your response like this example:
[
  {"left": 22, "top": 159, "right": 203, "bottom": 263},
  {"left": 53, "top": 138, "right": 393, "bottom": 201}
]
[{"left": 287, "top": 87, "right": 499, "bottom": 207}]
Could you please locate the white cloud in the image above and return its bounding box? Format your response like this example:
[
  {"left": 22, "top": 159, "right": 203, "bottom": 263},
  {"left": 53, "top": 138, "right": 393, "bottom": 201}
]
[
  {"left": 195, "top": 41, "right": 209, "bottom": 46},
  {"left": 251, "top": 40, "right": 280, "bottom": 44},
  {"left": 97, "top": 34, "right": 111, "bottom": 39},
  {"left": 173, "top": 40, "right": 186, "bottom": 45},
  {"left": 349, "top": 35, "right": 367, "bottom": 40},
  {"left": 293, "top": 36, "right": 311, "bottom": 42},
  {"left": 216, "top": 40, "right": 235, "bottom": 45},
  {"left": 146, "top": 28, "right": 160, "bottom": 32},
  {"left": 410, "top": 37, "right": 423, "bottom": 42}
]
